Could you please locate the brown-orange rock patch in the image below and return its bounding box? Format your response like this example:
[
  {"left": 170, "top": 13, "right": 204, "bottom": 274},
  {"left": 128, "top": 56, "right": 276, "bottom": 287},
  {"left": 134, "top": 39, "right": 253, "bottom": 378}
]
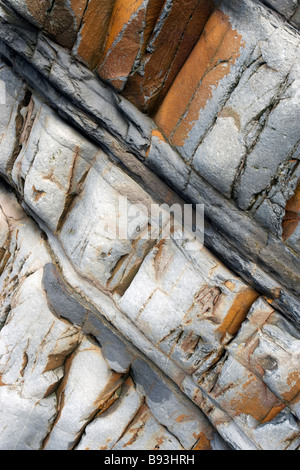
[
  {"left": 193, "top": 432, "right": 212, "bottom": 450},
  {"left": 154, "top": 9, "right": 245, "bottom": 145},
  {"left": 217, "top": 288, "right": 259, "bottom": 337},
  {"left": 124, "top": 0, "right": 214, "bottom": 113},
  {"left": 98, "top": 0, "right": 165, "bottom": 91},
  {"left": 74, "top": 0, "right": 116, "bottom": 68},
  {"left": 228, "top": 374, "right": 285, "bottom": 423},
  {"left": 25, "top": 0, "right": 49, "bottom": 26},
  {"left": 43, "top": 0, "right": 88, "bottom": 49}
]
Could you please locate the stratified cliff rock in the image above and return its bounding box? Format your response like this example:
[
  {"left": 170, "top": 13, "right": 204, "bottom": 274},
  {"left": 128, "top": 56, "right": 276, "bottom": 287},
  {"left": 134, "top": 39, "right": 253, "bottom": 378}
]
[{"left": 0, "top": 0, "right": 299, "bottom": 450}]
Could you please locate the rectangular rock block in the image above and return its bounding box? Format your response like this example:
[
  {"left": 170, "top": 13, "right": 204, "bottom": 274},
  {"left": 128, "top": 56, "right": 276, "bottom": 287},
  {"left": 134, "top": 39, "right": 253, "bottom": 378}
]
[
  {"left": 123, "top": 0, "right": 215, "bottom": 112},
  {"left": 154, "top": 8, "right": 246, "bottom": 144},
  {"left": 72, "top": 0, "right": 116, "bottom": 69},
  {"left": 227, "top": 298, "right": 300, "bottom": 414}
]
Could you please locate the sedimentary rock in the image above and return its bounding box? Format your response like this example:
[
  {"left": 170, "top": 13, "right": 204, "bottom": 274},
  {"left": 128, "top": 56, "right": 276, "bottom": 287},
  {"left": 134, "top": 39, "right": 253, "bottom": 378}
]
[
  {"left": 123, "top": 0, "right": 215, "bottom": 111},
  {"left": 0, "top": 0, "right": 299, "bottom": 451},
  {"left": 0, "top": 182, "right": 229, "bottom": 450}
]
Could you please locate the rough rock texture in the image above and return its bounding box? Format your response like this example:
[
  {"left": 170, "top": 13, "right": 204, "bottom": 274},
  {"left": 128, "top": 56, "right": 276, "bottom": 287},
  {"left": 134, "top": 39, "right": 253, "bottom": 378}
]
[
  {"left": 0, "top": 182, "right": 228, "bottom": 450},
  {"left": 6, "top": 0, "right": 88, "bottom": 48},
  {"left": 122, "top": 0, "right": 215, "bottom": 111},
  {"left": 0, "top": 0, "right": 299, "bottom": 451},
  {"left": 260, "top": 0, "right": 300, "bottom": 29},
  {"left": 155, "top": 0, "right": 300, "bottom": 229}
]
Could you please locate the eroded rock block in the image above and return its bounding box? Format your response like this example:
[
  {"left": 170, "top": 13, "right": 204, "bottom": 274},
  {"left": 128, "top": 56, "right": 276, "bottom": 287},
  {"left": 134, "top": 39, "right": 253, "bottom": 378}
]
[
  {"left": 11, "top": 98, "right": 100, "bottom": 233},
  {"left": 44, "top": 337, "right": 125, "bottom": 450},
  {"left": 98, "top": 0, "right": 166, "bottom": 91},
  {"left": 119, "top": 236, "right": 258, "bottom": 378},
  {"left": 199, "top": 353, "right": 300, "bottom": 449},
  {"left": 228, "top": 298, "right": 300, "bottom": 417}
]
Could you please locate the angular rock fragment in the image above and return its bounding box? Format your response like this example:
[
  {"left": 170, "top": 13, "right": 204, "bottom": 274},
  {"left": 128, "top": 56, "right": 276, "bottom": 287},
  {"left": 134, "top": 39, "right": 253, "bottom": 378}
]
[{"left": 43, "top": 337, "right": 125, "bottom": 450}]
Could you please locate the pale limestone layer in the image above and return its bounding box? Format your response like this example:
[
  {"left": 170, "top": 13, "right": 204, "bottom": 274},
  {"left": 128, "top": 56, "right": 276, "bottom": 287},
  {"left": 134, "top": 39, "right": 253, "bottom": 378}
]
[
  {"left": 0, "top": 183, "right": 228, "bottom": 451},
  {"left": 0, "top": 93, "right": 299, "bottom": 448},
  {"left": 0, "top": 0, "right": 299, "bottom": 450}
]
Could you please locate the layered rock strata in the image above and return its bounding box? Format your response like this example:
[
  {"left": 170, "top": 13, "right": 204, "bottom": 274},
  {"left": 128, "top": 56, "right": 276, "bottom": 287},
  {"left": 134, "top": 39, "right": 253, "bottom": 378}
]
[{"left": 0, "top": 0, "right": 299, "bottom": 451}]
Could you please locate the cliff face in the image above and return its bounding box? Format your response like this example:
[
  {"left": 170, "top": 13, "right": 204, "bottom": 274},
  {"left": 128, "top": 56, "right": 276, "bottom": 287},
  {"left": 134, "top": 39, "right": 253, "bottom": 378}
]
[{"left": 0, "top": 0, "right": 299, "bottom": 450}]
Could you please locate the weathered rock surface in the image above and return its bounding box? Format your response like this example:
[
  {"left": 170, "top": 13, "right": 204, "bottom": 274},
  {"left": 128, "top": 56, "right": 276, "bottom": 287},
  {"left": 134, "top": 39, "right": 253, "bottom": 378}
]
[
  {"left": 0, "top": 182, "right": 229, "bottom": 450},
  {"left": 155, "top": 0, "right": 300, "bottom": 237},
  {"left": 6, "top": 0, "right": 88, "bottom": 48},
  {"left": 0, "top": 1, "right": 299, "bottom": 324},
  {"left": 260, "top": 0, "right": 300, "bottom": 29},
  {"left": 0, "top": 0, "right": 299, "bottom": 452},
  {"left": 123, "top": 0, "right": 215, "bottom": 111}
]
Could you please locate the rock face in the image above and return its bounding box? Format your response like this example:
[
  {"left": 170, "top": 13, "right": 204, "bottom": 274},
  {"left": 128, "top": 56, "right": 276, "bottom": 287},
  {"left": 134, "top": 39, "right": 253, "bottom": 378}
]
[{"left": 0, "top": 0, "right": 299, "bottom": 451}]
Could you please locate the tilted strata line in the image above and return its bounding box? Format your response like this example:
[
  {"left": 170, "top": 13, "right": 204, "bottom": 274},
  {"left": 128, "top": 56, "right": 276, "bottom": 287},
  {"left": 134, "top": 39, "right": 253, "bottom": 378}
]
[
  {"left": 0, "top": 1, "right": 299, "bottom": 326},
  {"left": 0, "top": 0, "right": 299, "bottom": 451},
  {"left": 0, "top": 150, "right": 299, "bottom": 449}
]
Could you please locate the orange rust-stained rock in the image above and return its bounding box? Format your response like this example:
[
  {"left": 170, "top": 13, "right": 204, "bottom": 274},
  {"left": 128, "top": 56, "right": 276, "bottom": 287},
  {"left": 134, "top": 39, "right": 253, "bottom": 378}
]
[
  {"left": 158, "top": 0, "right": 215, "bottom": 107},
  {"left": 261, "top": 402, "right": 286, "bottom": 424},
  {"left": 217, "top": 288, "right": 259, "bottom": 337},
  {"left": 74, "top": 0, "right": 116, "bottom": 69},
  {"left": 123, "top": 0, "right": 214, "bottom": 113},
  {"left": 98, "top": 0, "right": 165, "bottom": 91},
  {"left": 282, "top": 182, "right": 300, "bottom": 241},
  {"left": 227, "top": 300, "right": 300, "bottom": 410},
  {"left": 193, "top": 432, "right": 212, "bottom": 450},
  {"left": 154, "top": 9, "right": 245, "bottom": 144},
  {"left": 214, "top": 365, "right": 286, "bottom": 423},
  {"left": 282, "top": 371, "right": 300, "bottom": 403}
]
